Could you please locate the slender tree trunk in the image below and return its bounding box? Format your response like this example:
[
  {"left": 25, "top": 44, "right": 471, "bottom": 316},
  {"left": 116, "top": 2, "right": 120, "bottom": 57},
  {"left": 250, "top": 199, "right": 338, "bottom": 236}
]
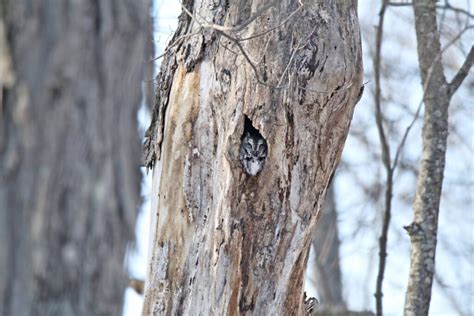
[
  {"left": 0, "top": 1, "right": 150, "bottom": 315},
  {"left": 404, "top": 1, "right": 473, "bottom": 315},
  {"left": 143, "top": 0, "right": 363, "bottom": 314},
  {"left": 311, "top": 184, "right": 346, "bottom": 311}
]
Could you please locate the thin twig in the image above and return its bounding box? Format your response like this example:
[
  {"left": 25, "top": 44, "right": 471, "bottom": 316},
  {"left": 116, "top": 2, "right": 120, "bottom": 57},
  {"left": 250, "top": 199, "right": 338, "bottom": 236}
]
[
  {"left": 218, "top": 30, "right": 266, "bottom": 85},
  {"left": 277, "top": 25, "right": 318, "bottom": 86},
  {"left": 181, "top": 0, "right": 277, "bottom": 33},
  {"left": 392, "top": 102, "right": 422, "bottom": 171},
  {"left": 239, "top": 4, "right": 305, "bottom": 42},
  {"left": 392, "top": 26, "right": 474, "bottom": 170},
  {"left": 388, "top": 1, "right": 474, "bottom": 18},
  {"left": 373, "top": 2, "right": 391, "bottom": 316},
  {"left": 218, "top": 40, "right": 240, "bottom": 56},
  {"left": 277, "top": 32, "right": 297, "bottom": 86},
  {"left": 255, "top": 36, "right": 273, "bottom": 65},
  {"left": 150, "top": 31, "right": 201, "bottom": 62},
  {"left": 433, "top": 273, "right": 466, "bottom": 316},
  {"left": 178, "top": 0, "right": 359, "bottom": 96}
]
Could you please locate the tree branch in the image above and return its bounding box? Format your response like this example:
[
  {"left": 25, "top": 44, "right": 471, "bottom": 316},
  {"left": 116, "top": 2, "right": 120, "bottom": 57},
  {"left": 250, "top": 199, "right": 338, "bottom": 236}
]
[
  {"left": 239, "top": 4, "right": 305, "bottom": 42},
  {"left": 181, "top": 2, "right": 355, "bottom": 94},
  {"left": 388, "top": 1, "right": 474, "bottom": 18},
  {"left": 392, "top": 102, "right": 422, "bottom": 171},
  {"left": 181, "top": 0, "right": 277, "bottom": 33},
  {"left": 448, "top": 46, "right": 474, "bottom": 97},
  {"left": 128, "top": 278, "right": 145, "bottom": 295},
  {"left": 150, "top": 31, "right": 202, "bottom": 62},
  {"left": 373, "top": 2, "right": 393, "bottom": 316}
]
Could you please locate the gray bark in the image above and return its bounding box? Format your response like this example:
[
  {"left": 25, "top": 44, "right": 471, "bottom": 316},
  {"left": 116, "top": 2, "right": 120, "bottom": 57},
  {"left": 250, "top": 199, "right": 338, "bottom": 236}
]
[
  {"left": 404, "top": 1, "right": 473, "bottom": 315},
  {"left": 0, "top": 1, "right": 150, "bottom": 315},
  {"left": 142, "top": 0, "right": 363, "bottom": 315},
  {"left": 311, "top": 184, "right": 346, "bottom": 310}
]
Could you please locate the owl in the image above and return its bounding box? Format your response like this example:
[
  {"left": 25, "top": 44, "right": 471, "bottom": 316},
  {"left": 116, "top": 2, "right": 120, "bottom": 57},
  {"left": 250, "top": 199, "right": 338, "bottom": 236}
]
[{"left": 239, "top": 132, "right": 268, "bottom": 176}]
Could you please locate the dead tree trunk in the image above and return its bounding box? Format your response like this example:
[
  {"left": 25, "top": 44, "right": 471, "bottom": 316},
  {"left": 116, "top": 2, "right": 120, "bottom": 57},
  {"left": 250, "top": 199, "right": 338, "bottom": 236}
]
[
  {"left": 404, "top": 1, "right": 473, "bottom": 315},
  {"left": 0, "top": 1, "right": 150, "bottom": 315},
  {"left": 142, "top": 1, "right": 363, "bottom": 314}
]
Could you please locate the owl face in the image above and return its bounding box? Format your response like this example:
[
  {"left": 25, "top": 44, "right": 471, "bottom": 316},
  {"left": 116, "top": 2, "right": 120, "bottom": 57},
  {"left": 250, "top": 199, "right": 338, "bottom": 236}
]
[{"left": 240, "top": 133, "right": 268, "bottom": 176}]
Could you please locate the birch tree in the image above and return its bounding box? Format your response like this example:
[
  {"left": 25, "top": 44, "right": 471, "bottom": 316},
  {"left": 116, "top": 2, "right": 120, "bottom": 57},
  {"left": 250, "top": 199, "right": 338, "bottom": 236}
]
[{"left": 142, "top": 0, "right": 363, "bottom": 314}]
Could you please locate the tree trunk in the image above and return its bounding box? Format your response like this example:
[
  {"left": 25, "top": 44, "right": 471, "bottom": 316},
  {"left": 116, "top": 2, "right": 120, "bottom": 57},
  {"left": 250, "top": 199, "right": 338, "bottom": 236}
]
[
  {"left": 0, "top": 1, "right": 150, "bottom": 315},
  {"left": 311, "top": 183, "right": 346, "bottom": 311},
  {"left": 404, "top": 1, "right": 473, "bottom": 315},
  {"left": 142, "top": 0, "right": 363, "bottom": 314}
]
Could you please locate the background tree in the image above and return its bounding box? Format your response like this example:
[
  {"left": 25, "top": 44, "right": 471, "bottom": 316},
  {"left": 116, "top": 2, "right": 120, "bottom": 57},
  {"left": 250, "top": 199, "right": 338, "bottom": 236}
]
[
  {"left": 309, "top": 183, "right": 346, "bottom": 312},
  {"left": 331, "top": 1, "right": 473, "bottom": 314},
  {"left": 0, "top": 1, "right": 150, "bottom": 315},
  {"left": 404, "top": 1, "right": 473, "bottom": 314},
  {"left": 142, "top": 0, "right": 363, "bottom": 314}
]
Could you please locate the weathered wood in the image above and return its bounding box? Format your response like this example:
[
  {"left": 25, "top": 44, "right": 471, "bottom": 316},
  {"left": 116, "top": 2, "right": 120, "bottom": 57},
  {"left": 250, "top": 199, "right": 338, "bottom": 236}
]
[
  {"left": 0, "top": 1, "right": 150, "bottom": 315},
  {"left": 143, "top": 1, "right": 363, "bottom": 314}
]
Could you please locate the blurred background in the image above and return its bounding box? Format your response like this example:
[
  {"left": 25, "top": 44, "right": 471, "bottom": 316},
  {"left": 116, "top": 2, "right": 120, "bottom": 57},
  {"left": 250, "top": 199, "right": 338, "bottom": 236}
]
[{"left": 1, "top": 1, "right": 150, "bottom": 315}]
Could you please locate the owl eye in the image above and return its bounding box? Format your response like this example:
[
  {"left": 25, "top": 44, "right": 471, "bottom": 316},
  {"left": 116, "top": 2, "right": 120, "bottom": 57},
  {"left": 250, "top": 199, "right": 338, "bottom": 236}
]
[
  {"left": 244, "top": 144, "right": 253, "bottom": 154},
  {"left": 258, "top": 157, "right": 265, "bottom": 161},
  {"left": 245, "top": 156, "right": 252, "bottom": 161}
]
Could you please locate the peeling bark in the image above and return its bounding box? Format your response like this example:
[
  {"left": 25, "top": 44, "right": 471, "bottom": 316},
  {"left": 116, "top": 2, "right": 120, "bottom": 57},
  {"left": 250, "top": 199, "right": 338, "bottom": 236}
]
[{"left": 143, "top": 1, "right": 363, "bottom": 315}]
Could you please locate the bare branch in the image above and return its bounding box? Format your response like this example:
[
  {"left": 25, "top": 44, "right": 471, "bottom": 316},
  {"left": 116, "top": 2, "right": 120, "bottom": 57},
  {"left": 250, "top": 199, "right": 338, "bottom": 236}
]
[
  {"left": 218, "top": 30, "right": 267, "bottom": 85},
  {"left": 179, "top": 2, "right": 268, "bottom": 86},
  {"left": 239, "top": 4, "right": 305, "bottom": 42},
  {"left": 255, "top": 36, "right": 273, "bottom": 65},
  {"left": 392, "top": 24, "right": 473, "bottom": 170},
  {"left": 277, "top": 25, "right": 318, "bottom": 86},
  {"left": 181, "top": 1, "right": 277, "bottom": 33},
  {"left": 386, "top": 1, "right": 412, "bottom": 7},
  {"left": 438, "top": 1, "right": 474, "bottom": 19},
  {"left": 448, "top": 45, "right": 474, "bottom": 97},
  {"left": 128, "top": 278, "right": 145, "bottom": 295},
  {"left": 433, "top": 273, "right": 466, "bottom": 316},
  {"left": 373, "top": 2, "right": 393, "bottom": 316},
  {"left": 179, "top": 0, "right": 358, "bottom": 95},
  {"left": 388, "top": 1, "right": 474, "bottom": 18},
  {"left": 150, "top": 31, "right": 202, "bottom": 62},
  {"left": 392, "top": 102, "right": 422, "bottom": 171}
]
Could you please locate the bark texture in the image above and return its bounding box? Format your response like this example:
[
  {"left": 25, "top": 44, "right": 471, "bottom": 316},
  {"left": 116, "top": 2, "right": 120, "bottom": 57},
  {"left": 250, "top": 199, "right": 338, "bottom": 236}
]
[
  {"left": 311, "top": 184, "right": 346, "bottom": 310},
  {"left": 404, "top": 1, "right": 473, "bottom": 315},
  {"left": 0, "top": 1, "right": 150, "bottom": 315},
  {"left": 143, "top": 0, "right": 363, "bottom": 314}
]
